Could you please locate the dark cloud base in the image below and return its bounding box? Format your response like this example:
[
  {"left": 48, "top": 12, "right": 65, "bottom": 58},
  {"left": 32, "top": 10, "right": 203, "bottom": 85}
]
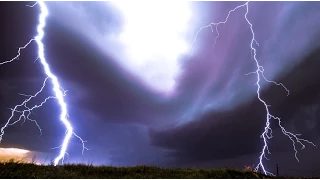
[
  {"left": 149, "top": 46, "right": 320, "bottom": 166},
  {"left": 1, "top": 1, "right": 320, "bottom": 177}
]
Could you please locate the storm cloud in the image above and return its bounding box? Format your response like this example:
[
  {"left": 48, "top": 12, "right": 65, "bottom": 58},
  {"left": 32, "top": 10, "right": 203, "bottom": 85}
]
[{"left": 1, "top": 1, "right": 320, "bottom": 176}]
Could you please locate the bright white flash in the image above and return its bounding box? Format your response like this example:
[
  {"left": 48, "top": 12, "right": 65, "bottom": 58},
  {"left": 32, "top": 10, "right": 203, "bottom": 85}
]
[
  {"left": 112, "top": 2, "right": 191, "bottom": 93},
  {"left": 0, "top": 1, "right": 87, "bottom": 166}
]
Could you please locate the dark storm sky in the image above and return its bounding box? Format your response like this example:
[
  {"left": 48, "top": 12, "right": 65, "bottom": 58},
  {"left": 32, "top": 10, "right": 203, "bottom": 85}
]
[{"left": 1, "top": 1, "right": 320, "bottom": 177}]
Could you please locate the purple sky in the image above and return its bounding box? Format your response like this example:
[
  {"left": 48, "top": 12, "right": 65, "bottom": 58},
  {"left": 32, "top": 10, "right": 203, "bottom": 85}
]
[{"left": 1, "top": 1, "right": 320, "bottom": 177}]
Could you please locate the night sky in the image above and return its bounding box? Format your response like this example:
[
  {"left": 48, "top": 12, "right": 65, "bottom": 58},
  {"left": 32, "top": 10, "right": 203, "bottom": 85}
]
[{"left": 1, "top": 1, "right": 320, "bottom": 177}]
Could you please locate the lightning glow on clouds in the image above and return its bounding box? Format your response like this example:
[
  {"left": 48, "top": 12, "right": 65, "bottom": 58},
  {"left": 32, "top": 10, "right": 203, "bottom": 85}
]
[
  {"left": 111, "top": 2, "right": 192, "bottom": 93},
  {"left": 46, "top": 1, "right": 193, "bottom": 94},
  {"left": 0, "top": 148, "right": 30, "bottom": 163},
  {"left": 2, "top": 1, "right": 317, "bottom": 174}
]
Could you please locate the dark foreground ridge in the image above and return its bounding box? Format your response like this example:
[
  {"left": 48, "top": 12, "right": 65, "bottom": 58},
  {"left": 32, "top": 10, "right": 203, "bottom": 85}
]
[{"left": 0, "top": 161, "right": 282, "bottom": 179}]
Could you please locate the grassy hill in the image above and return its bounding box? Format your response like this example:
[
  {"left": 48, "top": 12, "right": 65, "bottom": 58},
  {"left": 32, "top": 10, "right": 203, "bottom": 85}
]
[{"left": 0, "top": 161, "right": 270, "bottom": 179}]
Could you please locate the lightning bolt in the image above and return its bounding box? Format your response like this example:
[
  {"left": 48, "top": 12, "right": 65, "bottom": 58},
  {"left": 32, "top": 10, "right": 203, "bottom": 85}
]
[
  {"left": 192, "top": 1, "right": 316, "bottom": 175},
  {"left": 0, "top": 1, "right": 87, "bottom": 166}
]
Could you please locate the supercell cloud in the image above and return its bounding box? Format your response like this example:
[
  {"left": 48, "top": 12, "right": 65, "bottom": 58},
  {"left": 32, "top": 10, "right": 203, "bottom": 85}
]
[{"left": 1, "top": 1, "right": 320, "bottom": 176}]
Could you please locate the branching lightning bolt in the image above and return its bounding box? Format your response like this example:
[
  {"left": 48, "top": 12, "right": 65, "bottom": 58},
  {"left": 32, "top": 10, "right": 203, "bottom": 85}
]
[
  {"left": 0, "top": 1, "right": 87, "bottom": 166},
  {"left": 192, "top": 1, "right": 316, "bottom": 175}
]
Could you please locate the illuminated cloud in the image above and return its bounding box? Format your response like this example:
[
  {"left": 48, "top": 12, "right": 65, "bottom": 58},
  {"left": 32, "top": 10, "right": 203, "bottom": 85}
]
[
  {"left": 1, "top": 1, "right": 320, "bottom": 176},
  {"left": 0, "top": 147, "right": 30, "bottom": 162},
  {"left": 47, "top": 1, "right": 193, "bottom": 94},
  {"left": 111, "top": 2, "right": 192, "bottom": 92}
]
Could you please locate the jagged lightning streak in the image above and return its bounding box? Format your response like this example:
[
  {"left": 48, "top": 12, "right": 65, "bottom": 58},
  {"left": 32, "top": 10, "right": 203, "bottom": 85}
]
[
  {"left": 192, "top": 1, "right": 316, "bottom": 176},
  {"left": 0, "top": 1, "right": 87, "bottom": 166}
]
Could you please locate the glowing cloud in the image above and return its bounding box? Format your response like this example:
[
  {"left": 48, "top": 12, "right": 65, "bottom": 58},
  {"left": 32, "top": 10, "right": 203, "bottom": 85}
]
[
  {"left": 111, "top": 1, "right": 192, "bottom": 93},
  {"left": 0, "top": 148, "right": 29, "bottom": 155},
  {"left": 0, "top": 148, "right": 30, "bottom": 162}
]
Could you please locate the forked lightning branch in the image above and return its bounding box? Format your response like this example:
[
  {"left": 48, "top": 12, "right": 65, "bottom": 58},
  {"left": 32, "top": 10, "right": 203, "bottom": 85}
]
[
  {"left": 0, "top": 1, "right": 315, "bottom": 175},
  {"left": 0, "top": 1, "right": 87, "bottom": 166}
]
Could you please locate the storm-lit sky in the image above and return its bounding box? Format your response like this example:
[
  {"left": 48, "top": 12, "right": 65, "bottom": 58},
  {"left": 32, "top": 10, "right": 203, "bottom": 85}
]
[{"left": 1, "top": 1, "right": 320, "bottom": 177}]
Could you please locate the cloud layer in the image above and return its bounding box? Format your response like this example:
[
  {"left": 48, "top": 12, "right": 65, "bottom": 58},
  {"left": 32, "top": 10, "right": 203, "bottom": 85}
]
[{"left": 0, "top": 1, "right": 320, "bottom": 175}]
